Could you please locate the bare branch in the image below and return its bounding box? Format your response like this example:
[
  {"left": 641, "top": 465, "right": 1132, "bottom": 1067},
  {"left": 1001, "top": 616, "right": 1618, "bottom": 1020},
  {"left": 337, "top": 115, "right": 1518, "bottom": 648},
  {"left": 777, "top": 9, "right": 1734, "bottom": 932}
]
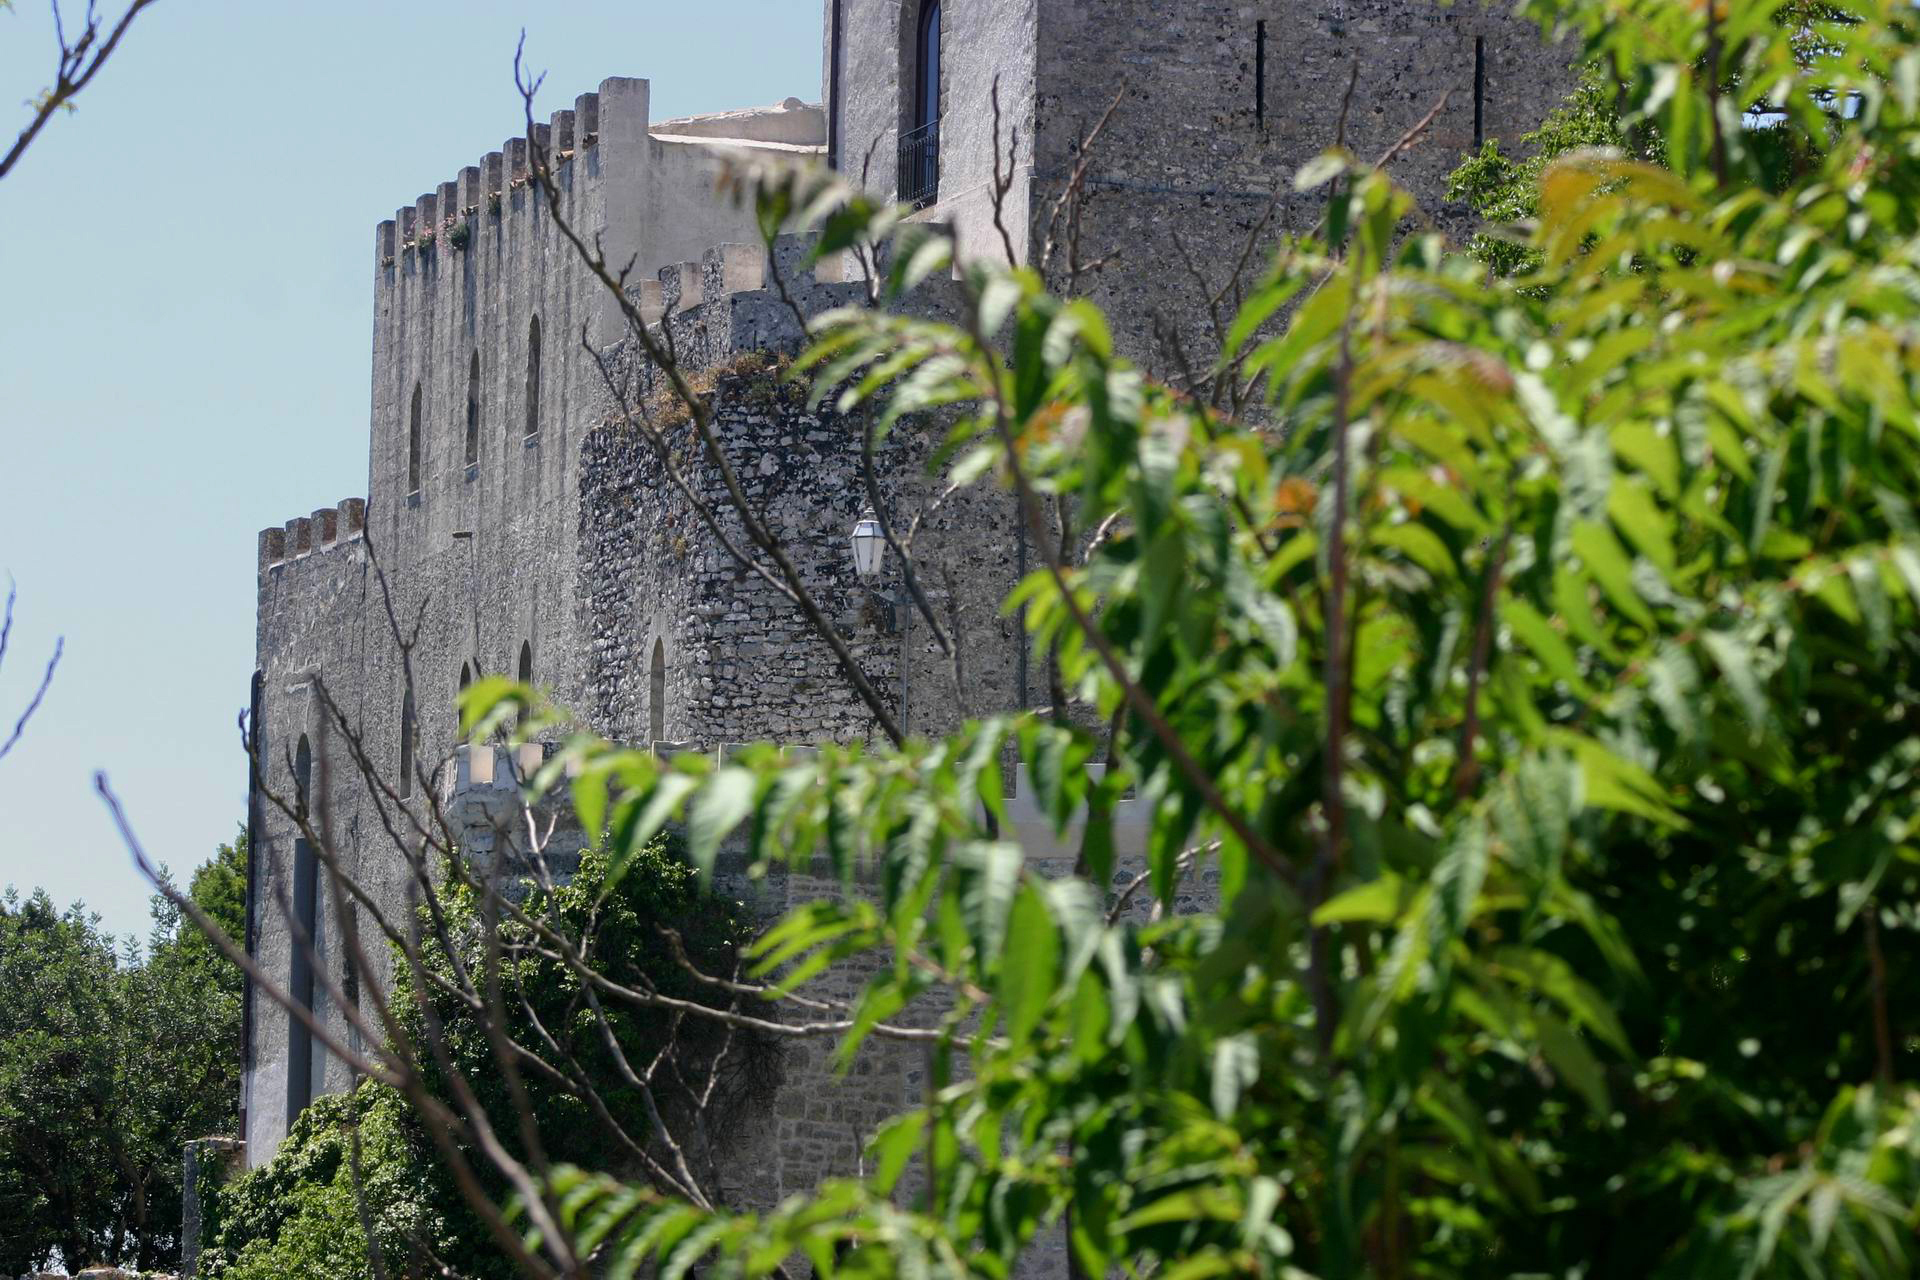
[{"left": 1, "top": 0, "right": 160, "bottom": 184}]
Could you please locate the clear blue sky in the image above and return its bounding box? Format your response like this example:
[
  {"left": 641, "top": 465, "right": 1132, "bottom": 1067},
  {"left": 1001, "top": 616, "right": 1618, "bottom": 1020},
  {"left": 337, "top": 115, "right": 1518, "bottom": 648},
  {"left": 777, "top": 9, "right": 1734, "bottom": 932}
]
[{"left": 0, "top": 0, "right": 822, "bottom": 939}]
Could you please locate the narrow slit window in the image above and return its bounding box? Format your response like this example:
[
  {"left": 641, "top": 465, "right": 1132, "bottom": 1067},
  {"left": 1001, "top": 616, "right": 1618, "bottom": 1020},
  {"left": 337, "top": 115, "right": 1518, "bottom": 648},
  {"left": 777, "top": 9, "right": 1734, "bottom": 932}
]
[
  {"left": 1473, "top": 36, "right": 1487, "bottom": 149},
  {"left": 465, "top": 351, "right": 480, "bottom": 467},
  {"left": 1255, "top": 21, "right": 1266, "bottom": 129},
  {"left": 398, "top": 688, "right": 415, "bottom": 799},
  {"left": 287, "top": 734, "right": 317, "bottom": 1127},
  {"left": 649, "top": 638, "right": 666, "bottom": 744},
  {"left": 408, "top": 383, "right": 423, "bottom": 493},
  {"left": 517, "top": 641, "right": 534, "bottom": 730},
  {"left": 525, "top": 315, "right": 542, "bottom": 439}
]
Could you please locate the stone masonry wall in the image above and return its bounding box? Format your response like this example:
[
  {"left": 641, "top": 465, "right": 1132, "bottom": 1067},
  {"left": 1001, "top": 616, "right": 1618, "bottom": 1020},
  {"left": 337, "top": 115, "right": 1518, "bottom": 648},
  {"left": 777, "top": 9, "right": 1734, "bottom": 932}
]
[
  {"left": 1031, "top": 0, "right": 1577, "bottom": 369},
  {"left": 578, "top": 237, "right": 1028, "bottom": 751}
]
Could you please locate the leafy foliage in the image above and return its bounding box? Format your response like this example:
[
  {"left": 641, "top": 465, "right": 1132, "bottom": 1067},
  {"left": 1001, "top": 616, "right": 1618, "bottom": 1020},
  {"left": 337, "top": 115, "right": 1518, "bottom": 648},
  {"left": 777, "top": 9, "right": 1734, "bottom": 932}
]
[
  {"left": 448, "top": 2, "right": 1920, "bottom": 1277},
  {"left": 0, "top": 835, "right": 245, "bottom": 1274},
  {"left": 202, "top": 837, "right": 770, "bottom": 1280},
  {"left": 197, "top": 1083, "right": 457, "bottom": 1280},
  {"left": 1448, "top": 71, "right": 1638, "bottom": 274}
]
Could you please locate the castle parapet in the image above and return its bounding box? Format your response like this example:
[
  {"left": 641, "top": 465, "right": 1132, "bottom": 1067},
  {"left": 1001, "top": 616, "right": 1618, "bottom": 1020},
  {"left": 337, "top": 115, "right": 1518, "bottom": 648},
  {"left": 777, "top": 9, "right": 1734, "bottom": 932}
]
[
  {"left": 257, "top": 498, "right": 366, "bottom": 572},
  {"left": 380, "top": 86, "right": 617, "bottom": 269}
]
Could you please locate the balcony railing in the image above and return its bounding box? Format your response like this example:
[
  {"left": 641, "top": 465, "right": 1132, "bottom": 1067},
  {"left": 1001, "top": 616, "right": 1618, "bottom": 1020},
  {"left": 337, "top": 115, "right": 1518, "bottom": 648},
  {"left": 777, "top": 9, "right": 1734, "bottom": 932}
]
[{"left": 898, "top": 118, "right": 940, "bottom": 209}]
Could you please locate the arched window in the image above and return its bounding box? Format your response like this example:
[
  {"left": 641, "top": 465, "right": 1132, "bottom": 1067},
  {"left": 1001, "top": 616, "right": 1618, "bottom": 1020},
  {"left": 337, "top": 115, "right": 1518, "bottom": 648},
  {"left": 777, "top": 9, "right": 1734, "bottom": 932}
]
[
  {"left": 649, "top": 638, "right": 666, "bottom": 744},
  {"left": 900, "top": 1, "right": 941, "bottom": 206},
  {"left": 408, "top": 383, "right": 423, "bottom": 493},
  {"left": 524, "top": 315, "right": 542, "bottom": 439},
  {"left": 464, "top": 350, "right": 480, "bottom": 468},
  {"left": 916, "top": 1, "right": 942, "bottom": 134},
  {"left": 398, "top": 688, "right": 415, "bottom": 799},
  {"left": 288, "top": 734, "right": 318, "bottom": 1126}
]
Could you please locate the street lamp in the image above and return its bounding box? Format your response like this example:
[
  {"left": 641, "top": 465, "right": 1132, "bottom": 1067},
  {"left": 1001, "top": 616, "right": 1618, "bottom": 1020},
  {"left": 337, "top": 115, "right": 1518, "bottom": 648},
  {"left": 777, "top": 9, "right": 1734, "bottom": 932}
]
[
  {"left": 850, "top": 511, "right": 886, "bottom": 580},
  {"left": 850, "top": 510, "right": 897, "bottom": 633}
]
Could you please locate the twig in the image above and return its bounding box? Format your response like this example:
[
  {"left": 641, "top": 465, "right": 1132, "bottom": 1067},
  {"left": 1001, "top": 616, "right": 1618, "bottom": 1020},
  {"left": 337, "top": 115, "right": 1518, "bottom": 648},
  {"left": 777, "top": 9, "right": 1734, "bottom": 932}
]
[
  {"left": 0, "top": 0, "right": 160, "bottom": 184},
  {"left": 0, "top": 581, "right": 60, "bottom": 763},
  {"left": 1454, "top": 521, "right": 1513, "bottom": 797}
]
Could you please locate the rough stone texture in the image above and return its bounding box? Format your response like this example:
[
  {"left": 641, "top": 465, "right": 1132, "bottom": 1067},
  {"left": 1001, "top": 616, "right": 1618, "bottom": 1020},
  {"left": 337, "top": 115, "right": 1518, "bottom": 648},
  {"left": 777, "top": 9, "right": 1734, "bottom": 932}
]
[
  {"left": 1027, "top": 0, "right": 1575, "bottom": 368},
  {"left": 243, "top": 8, "right": 1575, "bottom": 1267}
]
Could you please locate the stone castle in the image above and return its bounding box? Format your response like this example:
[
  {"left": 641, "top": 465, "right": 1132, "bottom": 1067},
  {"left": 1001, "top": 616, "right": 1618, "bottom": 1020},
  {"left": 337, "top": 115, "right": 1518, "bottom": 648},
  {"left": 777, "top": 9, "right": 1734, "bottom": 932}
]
[{"left": 242, "top": 0, "right": 1567, "bottom": 1216}]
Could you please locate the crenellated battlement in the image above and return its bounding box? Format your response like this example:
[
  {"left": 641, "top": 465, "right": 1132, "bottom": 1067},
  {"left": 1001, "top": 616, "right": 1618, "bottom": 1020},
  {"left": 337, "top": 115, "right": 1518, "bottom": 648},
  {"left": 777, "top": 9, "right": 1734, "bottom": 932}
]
[
  {"left": 371, "top": 82, "right": 823, "bottom": 277},
  {"left": 375, "top": 96, "right": 597, "bottom": 269},
  {"left": 257, "top": 497, "right": 365, "bottom": 574}
]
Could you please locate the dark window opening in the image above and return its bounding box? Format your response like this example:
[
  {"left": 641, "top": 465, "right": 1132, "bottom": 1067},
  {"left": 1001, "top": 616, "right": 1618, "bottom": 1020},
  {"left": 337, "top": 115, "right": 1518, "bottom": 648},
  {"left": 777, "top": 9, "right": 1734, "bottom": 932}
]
[
  {"left": 899, "top": 1, "right": 941, "bottom": 207},
  {"left": 465, "top": 351, "right": 480, "bottom": 468},
  {"left": 340, "top": 906, "right": 360, "bottom": 1008},
  {"left": 398, "top": 688, "right": 415, "bottom": 799},
  {"left": 287, "top": 734, "right": 317, "bottom": 1129},
  {"left": 407, "top": 383, "right": 423, "bottom": 494},
  {"left": 517, "top": 641, "right": 533, "bottom": 729},
  {"left": 1255, "top": 21, "right": 1266, "bottom": 129},
  {"left": 1473, "top": 37, "right": 1487, "bottom": 149},
  {"left": 525, "top": 315, "right": 542, "bottom": 440},
  {"left": 649, "top": 638, "right": 666, "bottom": 744}
]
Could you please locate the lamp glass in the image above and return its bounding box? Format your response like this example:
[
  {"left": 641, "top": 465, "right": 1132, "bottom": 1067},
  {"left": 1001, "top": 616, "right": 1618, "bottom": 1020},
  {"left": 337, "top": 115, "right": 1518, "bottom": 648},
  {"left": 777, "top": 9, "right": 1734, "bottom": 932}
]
[{"left": 851, "top": 516, "right": 885, "bottom": 578}]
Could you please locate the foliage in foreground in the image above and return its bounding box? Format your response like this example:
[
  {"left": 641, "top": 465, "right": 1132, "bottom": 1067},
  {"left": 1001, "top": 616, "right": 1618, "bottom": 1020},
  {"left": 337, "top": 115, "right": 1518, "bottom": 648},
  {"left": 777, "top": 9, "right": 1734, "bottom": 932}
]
[
  {"left": 459, "top": 1, "right": 1920, "bottom": 1276},
  {"left": 0, "top": 836, "right": 245, "bottom": 1274}
]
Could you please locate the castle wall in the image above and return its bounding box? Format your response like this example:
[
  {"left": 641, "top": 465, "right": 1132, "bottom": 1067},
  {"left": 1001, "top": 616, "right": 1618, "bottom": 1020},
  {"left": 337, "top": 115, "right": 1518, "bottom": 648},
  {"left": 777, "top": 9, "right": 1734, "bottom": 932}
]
[
  {"left": 578, "top": 238, "right": 1028, "bottom": 752},
  {"left": 1030, "top": 0, "right": 1575, "bottom": 368},
  {"left": 247, "top": 504, "right": 372, "bottom": 1159},
  {"left": 246, "top": 80, "right": 828, "bottom": 1168}
]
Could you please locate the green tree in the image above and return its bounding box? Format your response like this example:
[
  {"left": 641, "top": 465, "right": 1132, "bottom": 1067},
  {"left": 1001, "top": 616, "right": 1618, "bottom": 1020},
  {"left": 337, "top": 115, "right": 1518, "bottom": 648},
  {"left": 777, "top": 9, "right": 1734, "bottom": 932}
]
[{"left": 0, "top": 834, "right": 244, "bottom": 1273}]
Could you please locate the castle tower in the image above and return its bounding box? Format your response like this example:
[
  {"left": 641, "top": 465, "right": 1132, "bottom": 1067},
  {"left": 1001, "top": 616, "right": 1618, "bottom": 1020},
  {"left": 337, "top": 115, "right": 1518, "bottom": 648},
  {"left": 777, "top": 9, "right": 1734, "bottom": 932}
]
[{"left": 823, "top": 0, "right": 1572, "bottom": 360}]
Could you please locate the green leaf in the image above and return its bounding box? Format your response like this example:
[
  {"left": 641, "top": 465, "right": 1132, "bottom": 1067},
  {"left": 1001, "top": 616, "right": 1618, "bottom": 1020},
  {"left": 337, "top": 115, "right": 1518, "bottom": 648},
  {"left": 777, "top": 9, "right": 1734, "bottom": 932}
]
[
  {"left": 998, "top": 884, "right": 1060, "bottom": 1043},
  {"left": 1210, "top": 1032, "right": 1260, "bottom": 1118},
  {"left": 1607, "top": 478, "right": 1678, "bottom": 579},
  {"left": 1312, "top": 873, "right": 1411, "bottom": 925},
  {"left": 1549, "top": 730, "right": 1683, "bottom": 827},
  {"left": 686, "top": 767, "right": 756, "bottom": 881},
  {"left": 1571, "top": 520, "right": 1655, "bottom": 628},
  {"left": 1699, "top": 629, "right": 1769, "bottom": 736},
  {"left": 1491, "top": 946, "right": 1631, "bottom": 1056},
  {"left": 1375, "top": 521, "right": 1457, "bottom": 578},
  {"left": 959, "top": 841, "right": 1024, "bottom": 969},
  {"left": 1610, "top": 421, "right": 1682, "bottom": 497},
  {"left": 1534, "top": 1008, "right": 1609, "bottom": 1113},
  {"left": 1501, "top": 598, "right": 1594, "bottom": 696},
  {"left": 867, "top": 1113, "right": 926, "bottom": 1195}
]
